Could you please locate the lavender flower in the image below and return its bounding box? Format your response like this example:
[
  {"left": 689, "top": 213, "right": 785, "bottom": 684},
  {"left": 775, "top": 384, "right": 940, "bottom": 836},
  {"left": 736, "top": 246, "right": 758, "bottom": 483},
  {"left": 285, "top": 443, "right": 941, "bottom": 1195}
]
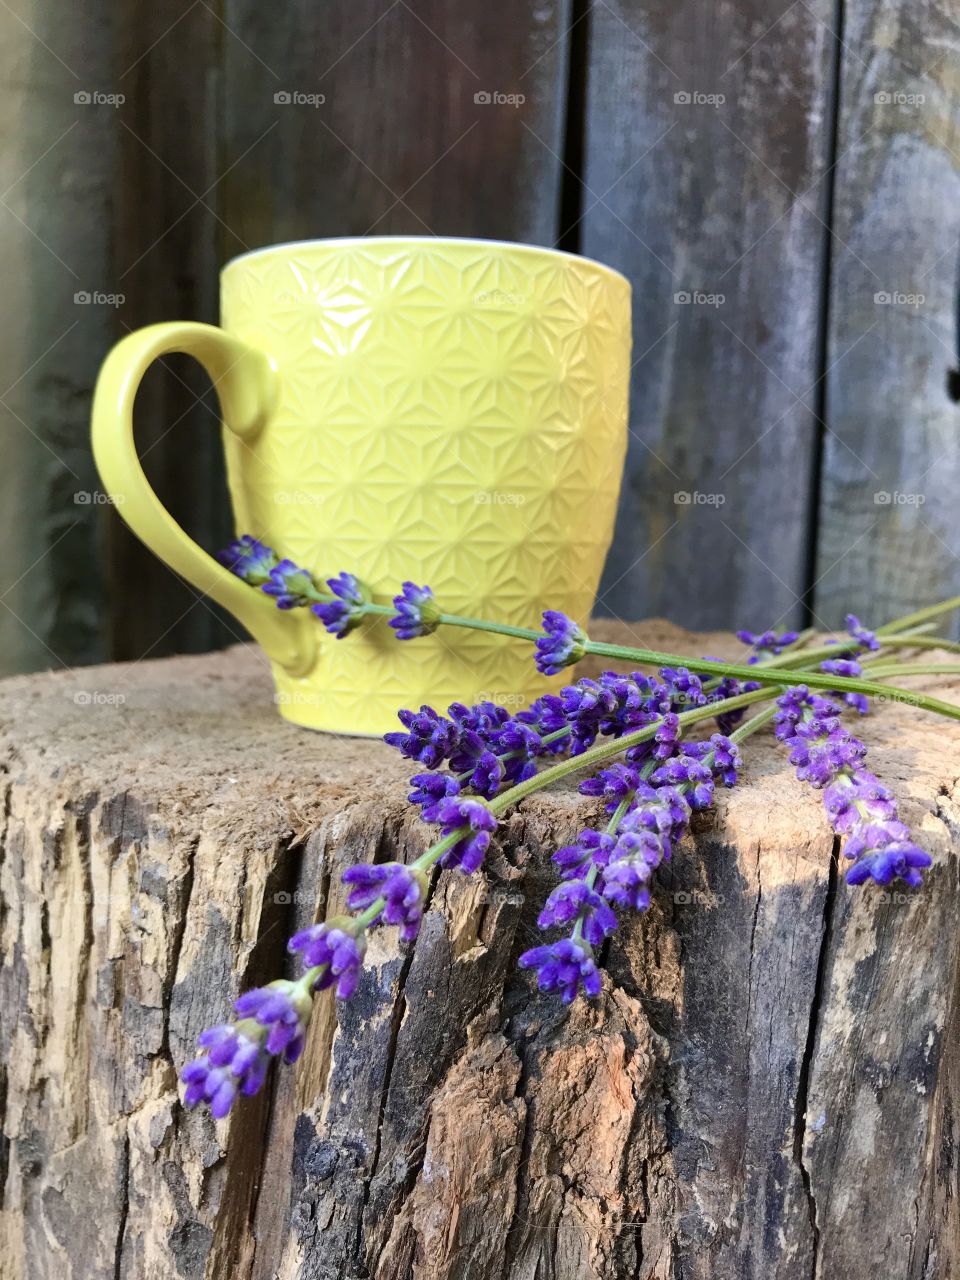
[
  {"left": 518, "top": 938, "right": 602, "bottom": 1002},
  {"left": 217, "top": 535, "right": 278, "bottom": 585},
  {"left": 342, "top": 862, "right": 428, "bottom": 943},
  {"left": 535, "top": 611, "right": 588, "bottom": 676},
  {"left": 537, "top": 880, "right": 617, "bottom": 945},
  {"left": 288, "top": 920, "right": 366, "bottom": 999},
  {"left": 384, "top": 706, "right": 459, "bottom": 768},
  {"left": 312, "top": 572, "right": 368, "bottom": 638},
  {"left": 435, "top": 796, "right": 497, "bottom": 873},
  {"left": 736, "top": 628, "right": 800, "bottom": 663},
  {"left": 408, "top": 771, "right": 461, "bottom": 821},
  {"left": 846, "top": 613, "right": 881, "bottom": 651},
  {"left": 391, "top": 582, "right": 440, "bottom": 639},
  {"left": 775, "top": 686, "right": 932, "bottom": 888},
  {"left": 578, "top": 762, "right": 640, "bottom": 810},
  {"left": 181, "top": 978, "right": 312, "bottom": 1118},
  {"left": 263, "top": 558, "right": 318, "bottom": 609}
]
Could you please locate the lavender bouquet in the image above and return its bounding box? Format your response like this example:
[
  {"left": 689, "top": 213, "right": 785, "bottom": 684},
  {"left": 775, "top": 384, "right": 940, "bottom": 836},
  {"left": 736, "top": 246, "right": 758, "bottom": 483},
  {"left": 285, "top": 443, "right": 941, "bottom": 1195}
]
[{"left": 181, "top": 535, "right": 960, "bottom": 1121}]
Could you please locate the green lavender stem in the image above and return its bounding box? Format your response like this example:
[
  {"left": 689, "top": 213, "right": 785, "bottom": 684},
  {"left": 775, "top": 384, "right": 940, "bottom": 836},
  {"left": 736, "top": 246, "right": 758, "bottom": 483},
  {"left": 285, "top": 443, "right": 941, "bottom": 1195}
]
[{"left": 876, "top": 595, "right": 960, "bottom": 635}]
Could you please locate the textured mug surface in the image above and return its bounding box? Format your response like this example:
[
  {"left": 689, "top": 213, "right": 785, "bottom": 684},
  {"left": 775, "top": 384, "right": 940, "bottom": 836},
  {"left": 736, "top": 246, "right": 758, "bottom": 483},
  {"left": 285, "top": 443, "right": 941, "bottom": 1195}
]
[{"left": 92, "top": 237, "right": 631, "bottom": 734}]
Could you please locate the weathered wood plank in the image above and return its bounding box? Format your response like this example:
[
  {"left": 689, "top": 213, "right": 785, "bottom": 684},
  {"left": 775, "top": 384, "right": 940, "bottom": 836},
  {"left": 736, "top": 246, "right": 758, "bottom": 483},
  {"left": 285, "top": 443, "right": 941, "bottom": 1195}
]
[
  {"left": 580, "top": 0, "right": 836, "bottom": 632},
  {"left": 813, "top": 0, "right": 960, "bottom": 634},
  {"left": 1, "top": 624, "right": 958, "bottom": 1278},
  {"left": 0, "top": 2, "right": 118, "bottom": 672},
  {"left": 106, "top": 2, "right": 235, "bottom": 663},
  {"left": 220, "top": 0, "right": 572, "bottom": 248}
]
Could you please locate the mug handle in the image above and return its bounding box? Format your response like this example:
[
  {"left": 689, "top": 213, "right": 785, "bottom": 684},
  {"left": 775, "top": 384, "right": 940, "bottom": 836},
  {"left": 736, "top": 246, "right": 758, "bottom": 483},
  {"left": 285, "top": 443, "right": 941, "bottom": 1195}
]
[{"left": 91, "top": 321, "right": 316, "bottom": 676}]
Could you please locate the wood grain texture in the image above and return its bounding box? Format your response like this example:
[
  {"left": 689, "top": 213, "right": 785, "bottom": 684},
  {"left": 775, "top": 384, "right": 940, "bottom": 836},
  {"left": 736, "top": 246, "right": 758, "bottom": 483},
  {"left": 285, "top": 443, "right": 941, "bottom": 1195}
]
[
  {"left": 219, "top": 0, "right": 572, "bottom": 248},
  {"left": 581, "top": 0, "right": 836, "bottom": 632},
  {"left": 1, "top": 620, "right": 958, "bottom": 1278},
  {"left": 106, "top": 1, "right": 236, "bottom": 663},
  {"left": 0, "top": 1, "right": 118, "bottom": 673},
  {"left": 812, "top": 0, "right": 960, "bottom": 633}
]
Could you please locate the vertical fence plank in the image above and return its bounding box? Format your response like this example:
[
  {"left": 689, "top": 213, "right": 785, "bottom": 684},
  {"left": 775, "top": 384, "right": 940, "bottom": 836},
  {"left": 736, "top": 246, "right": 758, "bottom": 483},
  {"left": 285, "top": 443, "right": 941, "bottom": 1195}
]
[
  {"left": 813, "top": 0, "right": 960, "bottom": 631},
  {"left": 0, "top": 3, "right": 119, "bottom": 672},
  {"left": 218, "top": 1, "right": 572, "bottom": 250},
  {"left": 580, "top": 0, "right": 836, "bottom": 631},
  {"left": 106, "top": 2, "right": 233, "bottom": 662}
]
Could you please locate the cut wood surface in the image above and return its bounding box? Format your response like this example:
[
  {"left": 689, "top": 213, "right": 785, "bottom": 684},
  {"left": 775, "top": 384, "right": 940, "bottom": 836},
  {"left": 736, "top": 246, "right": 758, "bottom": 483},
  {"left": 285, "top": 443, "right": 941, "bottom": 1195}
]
[{"left": 1, "top": 619, "right": 959, "bottom": 1280}]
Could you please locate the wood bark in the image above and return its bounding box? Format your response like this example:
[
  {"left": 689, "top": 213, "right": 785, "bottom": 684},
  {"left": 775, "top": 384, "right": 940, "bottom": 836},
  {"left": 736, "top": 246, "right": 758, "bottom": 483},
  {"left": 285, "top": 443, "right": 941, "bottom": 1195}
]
[{"left": 1, "top": 619, "right": 959, "bottom": 1279}]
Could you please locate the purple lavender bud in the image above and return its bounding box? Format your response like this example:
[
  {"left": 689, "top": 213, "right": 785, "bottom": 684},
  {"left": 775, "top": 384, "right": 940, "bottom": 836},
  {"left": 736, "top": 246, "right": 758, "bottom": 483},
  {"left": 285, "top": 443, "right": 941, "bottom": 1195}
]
[
  {"left": 599, "top": 859, "right": 652, "bottom": 912},
  {"left": 537, "top": 880, "right": 618, "bottom": 945},
  {"left": 552, "top": 829, "right": 617, "bottom": 879},
  {"left": 408, "top": 771, "right": 461, "bottom": 821},
  {"left": 262, "top": 558, "right": 318, "bottom": 609},
  {"left": 518, "top": 938, "right": 602, "bottom": 1002},
  {"left": 384, "top": 706, "right": 459, "bottom": 768},
  {"left": 845, "top": 843, "right": 932, "bottom": 887},
  {"left": 217, "top": 535, "right": 279, "bottom": 586},
  {"left": 658, "top": 667, "right": 707, "bottom": 707},
  {"left": 468, "top": 750, "right": 505, "bottom": 799},
  {"left": 737, "top": 628, "right": 800, "bottom": 663},
  {"left": 311, "top": 571, "right": 369, "bottom": 638},
  {"left": 342, "top": 862, "right": 427, "bottom": 943},
  {"left": 390, "top": 582, "right": 440, "bottom": 639},
  {"left": 846, "top": 613, "right": 881, "bottom": 651},
  {"left": 181, "top": 977, "right": 313, "bottom": 1118},
  {"left": 578, "top": 762, "right": 640, "bottom": 809},
  {"left": 651, "top": 755, "right": 715, "bottom": 808},
  {"left": 821, "top": 657, "right": 863, "bottom": 678},
  {"left": 435, "top": 797, "right": 497, "bottom": 874},
  {"left": 535, "top": 611, "right": 588, "bottom": 676},
  {"left": 686, "top": 733, "right": 742, "bottom": 786},
  {"left": 288, "top": 920, "right": 366, "bottom": 999}
]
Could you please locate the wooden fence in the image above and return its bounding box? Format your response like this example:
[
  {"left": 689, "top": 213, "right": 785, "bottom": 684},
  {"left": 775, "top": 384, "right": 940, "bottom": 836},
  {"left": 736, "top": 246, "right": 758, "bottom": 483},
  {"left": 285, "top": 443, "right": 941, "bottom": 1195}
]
[{"left": 1, "top": 0, "right": 957, "bottom": 674}]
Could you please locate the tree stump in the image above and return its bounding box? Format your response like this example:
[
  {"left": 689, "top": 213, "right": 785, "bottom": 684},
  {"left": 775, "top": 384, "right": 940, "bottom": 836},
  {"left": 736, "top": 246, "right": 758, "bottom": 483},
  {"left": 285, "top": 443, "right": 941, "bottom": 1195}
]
[{"left": 1, "top": 621, "right": 958, "bottom": 1280}]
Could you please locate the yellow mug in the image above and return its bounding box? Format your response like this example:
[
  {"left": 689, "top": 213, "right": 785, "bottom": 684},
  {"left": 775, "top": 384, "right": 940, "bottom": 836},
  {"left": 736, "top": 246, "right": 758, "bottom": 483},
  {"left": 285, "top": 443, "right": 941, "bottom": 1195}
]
[{"left": 92, "top": 237, "right": 631, "bottom": 735}]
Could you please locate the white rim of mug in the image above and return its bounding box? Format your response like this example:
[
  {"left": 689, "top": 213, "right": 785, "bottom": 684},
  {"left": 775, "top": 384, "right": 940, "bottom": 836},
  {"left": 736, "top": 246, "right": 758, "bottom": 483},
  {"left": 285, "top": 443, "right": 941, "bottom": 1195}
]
[{"left": 222, "top": 235, "right": 631, "bottom": 290}]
